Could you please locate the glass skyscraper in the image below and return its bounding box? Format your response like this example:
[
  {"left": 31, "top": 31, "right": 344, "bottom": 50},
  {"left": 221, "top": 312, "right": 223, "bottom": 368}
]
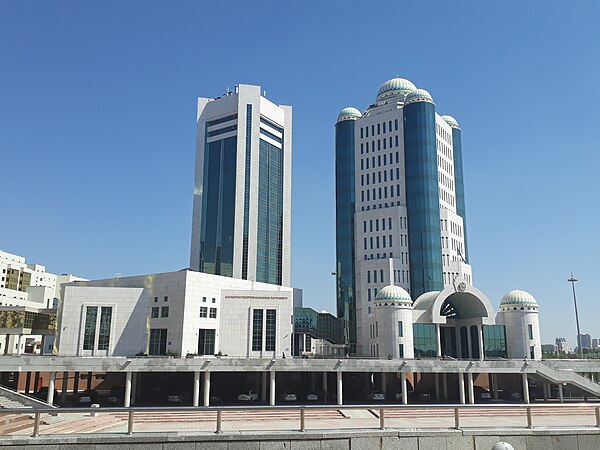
[
  {"left": 335, "top": 78, "right": 472, "bottom": 355},
  {"left": 191, "top": 84, "right": 292, "bottom": 286}
]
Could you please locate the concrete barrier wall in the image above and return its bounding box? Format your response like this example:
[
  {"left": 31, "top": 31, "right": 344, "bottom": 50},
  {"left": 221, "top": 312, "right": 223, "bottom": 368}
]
[{"left": 1, "top": 430, "right": 599, "bottom": 450}]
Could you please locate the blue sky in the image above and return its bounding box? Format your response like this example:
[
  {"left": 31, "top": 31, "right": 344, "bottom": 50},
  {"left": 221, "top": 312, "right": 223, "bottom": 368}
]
[{"left": 1, "top": 1, "right": 599, "bottom": 347}]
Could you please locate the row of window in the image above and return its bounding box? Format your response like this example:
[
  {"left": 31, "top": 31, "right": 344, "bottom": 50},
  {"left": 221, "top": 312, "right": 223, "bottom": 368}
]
[
  {"left": 363, "top": 217, "right": 394, "bottom": 233},
  {"left": 436, "top": 124, "right": 452, "bottom": 145},
  {"left": 393, "top": 269, "right": 410, "bottom": 284},
  {"left": 360, "top": 135, "right": 400, "bottom": 154},
  {"left": 360, "top": 166, "right": 404, "bottom": 187},
  {"left": 252, "top": 309, "right": 277, "bottom": 352},
  {"left": 363, "top": 252, "right": 394, "bottom": 260},
  {"left": 200, "top": 307, "right": 217, "bottom": 319},
  {"left": 437, "top": 156, "right": 454, "bottom": 177},
  {"left": 360, "top": 200, "right": 403, "bottom": 212},
  {"left": 436, "top": 139, "right": 453, "bottom": 159},
  {"left": 153, "top": 296, "right": 168, "bottom": 302},
  {"left": 360, "top": 185, "right": 403, "bottom": 203},
  {"left": 151, "top": 306, "right": 169, "bottom": 318},
  {"left": 360, "top": 152, "right": 400, "bottom": 171},
  {"left": 440, "top": 189, "right": 455, "bottom": 207},
  {"left": 369, "top": 321, "right": 379, "bottom": 339},
  {"left": 440, "top": 219, "right": 462, "bottom": 237},
  {"left": 363, "top": 234, "right": 394, "bottom": 250},
  {"left": 360, "top": 119, "right": 399, "bottom": 139},
  {"left": 366, "top": 269, "right": 385, "bottom": 284},
  {"left": 438, "top": 171, "right": 454, "bottom": 191}
]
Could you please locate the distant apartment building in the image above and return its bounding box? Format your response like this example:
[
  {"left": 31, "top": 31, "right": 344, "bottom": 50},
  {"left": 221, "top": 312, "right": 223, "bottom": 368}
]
[
  {"left": 541, "top": 344, "right": 558, "bottom": 353},
  {"left": 578, "top": 333, "right": 592, "bottom": 350},
  {"left": 593, "top": 338, "right": 599, "bottom": 350},
  {"left": 555, "top": 337, "right": 570, "bottom": 354}
]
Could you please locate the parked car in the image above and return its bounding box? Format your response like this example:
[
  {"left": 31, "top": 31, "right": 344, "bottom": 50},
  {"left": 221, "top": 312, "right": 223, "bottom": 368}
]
[
  {"left": 474, "top": 386, "right": 492, "bottom": 401},
  {"left": 283, "top": 391, "right": 297, "bottom": 402},
  {"left": 74, "top": 389, "right": 98, "bottom": 405},
  {"left": 34, "top": 387, "right": 58, "bottom": 402},
  {"left": 369, "top": 391, "right": 385, "bottom": 401},
  {"left": 238, "top": 390, "right": 258, "bottom": 402},
  {"left": 306, "top": 392, "right": 319, "bottom": 401},
  {"left": 167, "top": 390, "right": 191, "bottom": 404},
  {"left": 106, "top": 386, "right": 125, "bottom": 404}
]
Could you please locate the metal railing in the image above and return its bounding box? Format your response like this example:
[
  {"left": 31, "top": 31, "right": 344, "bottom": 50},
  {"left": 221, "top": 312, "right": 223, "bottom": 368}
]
[{"left": 0, "top": 403, "right": 599, "bottom": 437}]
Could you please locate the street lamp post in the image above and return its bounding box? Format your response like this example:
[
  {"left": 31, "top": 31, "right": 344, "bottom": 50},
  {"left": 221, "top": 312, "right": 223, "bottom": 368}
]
[{"left": 567, "top": 274, "right": 583, "bottom": 359}]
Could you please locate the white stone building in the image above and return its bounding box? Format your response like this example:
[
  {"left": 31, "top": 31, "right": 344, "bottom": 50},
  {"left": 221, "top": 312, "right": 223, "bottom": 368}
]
[{"left": 56, "top": 270, "right": 298, "bottom": 358}]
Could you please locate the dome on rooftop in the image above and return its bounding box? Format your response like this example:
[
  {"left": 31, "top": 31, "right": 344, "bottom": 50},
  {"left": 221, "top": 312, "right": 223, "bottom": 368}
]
[
  {"left": 376, "top": 78, "right": 417, "bottom": 102},
  {"left": 404, "top": 89, "right": 434, "bottom": 106},
  {"left": 337, "top": 107, "right": 362, "bottom": 123},
  {"left": 500, "top": 290, "right": 539, "bottom": 311},
  {"left": 374, "top": 285, "right": 412, "bottom": 307},
  {"left": 441, "top": 115, "right": 460, "bottom": 129}
]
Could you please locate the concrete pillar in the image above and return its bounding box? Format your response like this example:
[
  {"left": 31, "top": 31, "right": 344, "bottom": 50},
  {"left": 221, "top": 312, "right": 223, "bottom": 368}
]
[
  {"left": 193, "top": 371, "right": 200, "bottom": 407},
  {"left": 466, "top": 329, "right": 472, "bottom": 359},
  {"left": 87, "top": 372, "right": 93, "bottom": 390},
  {"left": 73, "top": 372, "right": 79, "bottom": 396},
  {"left": 522, "top": 373, "right": 530, "bottom": 404},
  {"left": 261, "top": 372, "right": 267, "bottom": 403},
  {"left": 47, "top": 372, "right": 56, "bottom": 405},
  {"left": 16, "top": 334, "right": 23, "bottom": 356},
  {"left": 442, "top": 373, "right": 448, "bottom": 401},
  {"left": 33, "top": 372, "right": 40, "bottom": 393},
  {"left": 543, "top": 382, "right": 549, "bottom": 401},
  {"left": 401, "top": 372, "right": 408, "bottom": 405},
  {"left": 322, "top": 372, "right": 328, "bottom": 393},
  {"left": 270, "top": 371, "right": 276, "bottom": 406},
  {"left": 124, "top": 372, "right": 132, "bottom": 407},
  {"left": 60, "top": 371, "right": 68, "bottom": 404},
  {"left": 459, "top": 373, "right": 466, "bottom": 404},
  {"left": 381, "top": 372, "right": 387, "bottom": 396},
  {"left": 478, "top": 326, "right": 485, "bottom": 361},
  {"left": 203, "top": 372, "right": 211, "bottom": 407},
  {"left": 336, "top": 371, "right": 343, "bottom": 406},
  {"left": 467, "top": 372, "right": 474, "bottom": 404},
  {"left": 558, "top": 384, "right": 564, "bottom": 403},
  {"left": 434, "top": 373, "right": 440, "bottom": 401},
  {"left": 25, "top": 372, "right": 31, "bottom": 394},
  {"left": 456, "top": 328, "right": 463, "bottom": 358},
  {"left": 436, "top": 325, "right": 442, "bottom": 357},
  {"left": 131, "top": 373, "right": 137, "bottom": 404}
]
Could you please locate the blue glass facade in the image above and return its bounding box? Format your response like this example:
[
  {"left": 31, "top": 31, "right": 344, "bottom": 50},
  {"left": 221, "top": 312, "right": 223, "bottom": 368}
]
[
  {"left": 451, "top": 127, "right": 469, "bottom": 262},
  {"left": 241, "top": 105, "right": 252, "bottom": 279},
  {"left": 335, "top": 119, "right": 356, "bottom": 347},
  {"left": 403, "top": 102, "right": 444, "bottom": 298},
  {"left": 256, "top": 138, "right": 284, "bottom": 285},
  {"left": 199, "top": 135, "right": 237, "bottom": 277}
]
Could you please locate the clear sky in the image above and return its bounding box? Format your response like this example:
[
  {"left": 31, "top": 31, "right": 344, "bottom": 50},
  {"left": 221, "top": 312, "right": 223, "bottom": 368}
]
[{"left": 1, "top": 1, "right": 599, "bottom": 348}]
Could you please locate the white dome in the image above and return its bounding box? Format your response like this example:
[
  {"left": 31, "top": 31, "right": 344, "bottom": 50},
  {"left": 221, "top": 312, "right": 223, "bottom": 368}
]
[
  {"left": 375, "top": 285, "right": 412, "bottom": 306},
  {"left": 337, "top": 107, "right": 362, "bottom": 123},
  {"left": 491, "top": 443, "right": 515, "bottom": 450},
  {"left": 404, "top": 89, "right": 434, "bottom": 105},
  {"left": 500, "top": 289, "right": 539, "bottom": 310},
  {"left": 376, "top": 78, "right": 417, "bottom": 102},
  {"left": 441, "top": 115, "right": 460, "bottom": 129}
]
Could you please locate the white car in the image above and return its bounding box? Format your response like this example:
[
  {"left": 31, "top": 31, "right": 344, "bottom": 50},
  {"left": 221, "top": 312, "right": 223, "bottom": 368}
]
[
  {"left": 306, "top": 392, "right": 319, "bottom": 401},
  {"left": 283, "top": 391, "right": 297, "bottom": 402},
  {"left": 237, "top": 390, "right": 258, "bottom": 402},
  {"left": 370, "top": 391, "right": 385, "bottom": 401}
]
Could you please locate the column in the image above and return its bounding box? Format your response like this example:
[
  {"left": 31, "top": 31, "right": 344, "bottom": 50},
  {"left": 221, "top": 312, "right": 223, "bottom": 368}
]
[
  {"left": 478, "top": 326, "right": 485, "bottom": 361},
  {"left": 25, "top": 372, "right": 31, "bottom": 394},
  {"left": 401, "top": 372, "right": 408, "bottom": 405},
  {"left": 60, "top": 371, "right": 68, "bottom": 404},
  {"left": 34, "top": 372, "right": 40, "bottom": 393},
  {"left": 336, "top": 371, "right": 343, "bottom": 406},
  {"left": 16, "top": 334, "right": 23, "bottom": 356},
  {"left": 558, "top": 384, "right": 564, "bottom": 403},
  {"left": 466, "top": 329, "right": 472, "bottom": 359},
  {"left": 269, "top": 371, "right": 276, "bottom": 406},
  {"left": 131, "top": 373, "right": 137, "bottom": 404},
  {"left": 124, "top": 372, "right": 132, "bottom": 407},
  {"left": 442, "top": 373, "right": 448, "bottom": 401},
  {"left": 193, "top": 371, "right": 200, "bottom": 407},
  {"left": 522, "top": 373, "right": 530, "bottom": 404},
  {"left": 322, "top": 372, "right": 328, "bottom": 394},
  {"left": 381, "top": 372, "right": 387, "bottom": 397},
  {"left": 436, "top": 325, "right": 442, "bottom": 357},
  {"left": 467, "top": 372, "right": 474, "bottom": 404},
  {"left": 456, "top": 328, "right": 463, "bottom": 358},
  {"left": 73, "top": 372, "right": 79, "bottom": 396},
  {"left": 47, "top": 372, "right": 56, "bottom": 405},
  {"left": 458, "top": 373, "right": 466, "bottom": 404},
  {"left": 203, "top": 372, "right": 211, "bottom": 407},
  {"left": 434, "top": 373, "right": 440, "bottom": 401},
  {"left": 310, "top": 372, "right": 316, "bottom": 392},
  {"left": 261, "top": 372, "right": 267, "bottom": 403},
  {"left": 86, "top": 372, "right": 93, "bottom": 390},
  {"left": 543, "top": 382, "right": 549, "bottom": 401}
]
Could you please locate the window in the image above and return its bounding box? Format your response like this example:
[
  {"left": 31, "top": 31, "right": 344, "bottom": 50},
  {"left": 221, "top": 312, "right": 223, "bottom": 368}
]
[
  {"left": 212, "top": 298, "right": 216, "bottom": 303},
  {"left": 209, "top": 307, "right": 217, "bottom": 319},
  {"left": 202, "top": 297, "right": 207, "bottom": 303},
  {"left": 97, "top": 307, "right": 112, "bottom": 350},
  {"left": 398, "top": 321, "right": 403, "bottom": 337},
  {"left": 252, "top": 309, "right": 264, "bottom": 351},
  {"left": 266, "top": 309, "right": 276, "bottom": 351},
  {"left": 83, "top": 306, "right": 97, "bottom": 351},
  {"left": 528, "top": 324, "right": 533, "bottom": 340},
  {"left": 399, "top": 343, "right": 404, "bottom": 358},
  {"left": 161, "top": 306, "right": 169, "bottom": 318},
  {"left": 149, "top": 329, "right": 167, "bottom": 355},
  {"left": 154, "top": 297, "right": 158, "bottom": 303},
  {"left": 483, "top": 325, "right": 507, "bottom": 358},
  {"left": 151, "top": 306, "right": 159, "bottom": 318},
  {"left": 395, "top": 119, "right": 398, "bottom": 131},
  {"left": 200, "top": 307, "right": 208, "bottom": 318},
  {"left": 198, "top": 329, "right": 215, "bottom": 355},
  {"left": 164, "top": 296, "right": 168, "bottom": 302},
  {"left": 413, "top": 324, "right": 437, "bottom": 357}
]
